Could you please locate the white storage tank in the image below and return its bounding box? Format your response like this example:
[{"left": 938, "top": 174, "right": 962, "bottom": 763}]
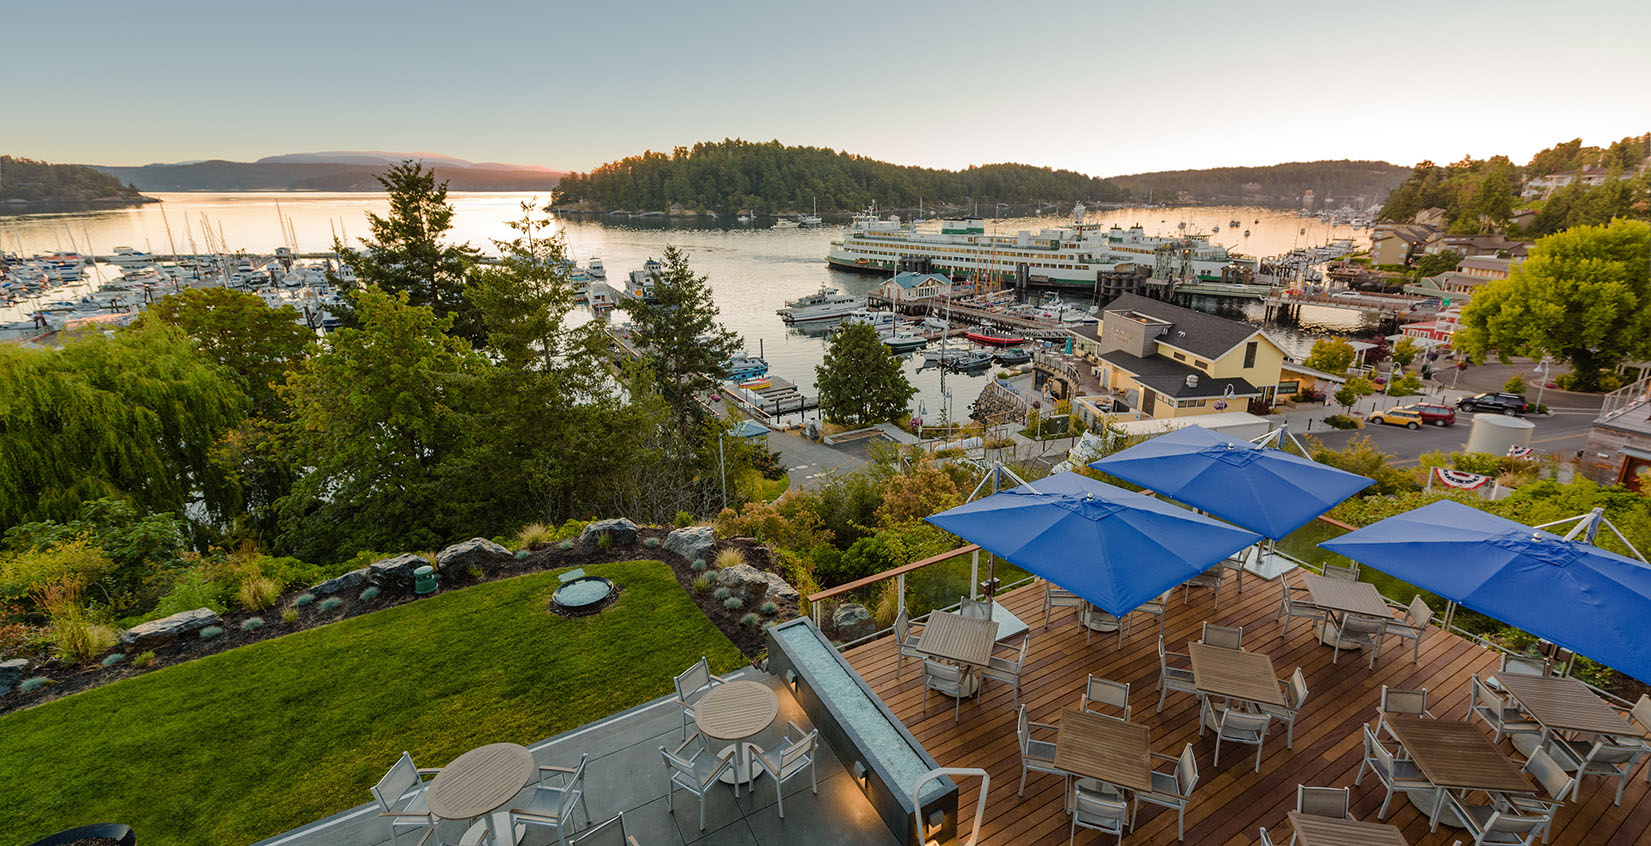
[{"left": 1465, "top": 413, "right": 1535, "bottom": 456}]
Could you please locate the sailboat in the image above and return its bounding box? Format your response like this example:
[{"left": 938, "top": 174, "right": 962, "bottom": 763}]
[{"left": 800, "top": 197, "right": 822, "bottom": 227}]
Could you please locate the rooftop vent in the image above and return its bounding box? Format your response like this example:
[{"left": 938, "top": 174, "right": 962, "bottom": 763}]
[{"left": 1186, "top": 375, "right": 1199, "bottom": 388}]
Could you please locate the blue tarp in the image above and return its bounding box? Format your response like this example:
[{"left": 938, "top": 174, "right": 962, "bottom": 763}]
[
  {"left": 924, "top": 471, "right": 1261, "bottom": 616},
  {"left": 1320, "top": 500, "right": 1651, "bottom": 684},
  {"left": 1090, "top": 425, "right": 1373, "bottom": 539}
]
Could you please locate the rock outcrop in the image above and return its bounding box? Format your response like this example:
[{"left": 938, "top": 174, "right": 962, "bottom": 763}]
[
  {"left": 664, "top": 526, "right": 715, "bottom": 563},
  {"left": 436, "top": 538, "right": 511, "bottom": 574},
  {"left": 830, "top": 603, "right": 875, "bottom": 641},
  {"left": 579, "top": 518, "right": 638, "bottom": 547},
  {"left": 368, "top": 554, "right": 427, "bottom": 587},
  {"left": 119, "top": 608, "right": 221, "bottom": 651}
]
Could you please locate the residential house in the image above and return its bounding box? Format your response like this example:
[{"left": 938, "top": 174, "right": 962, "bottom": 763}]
[
  {"left": 872, "top": 271, "right": 951, "bottom": 305},
  {"left": 1369, "top": 223, "right": 1435, "bottom": 265},
  {"left": 1068, "top": 293, "right": 1288, "bottom": 419},
  {"left": 1397, "top": 307, "right": 1464, "bottom": 348},
  {"left": 1581, "top": 375, "right": 1651, "bottom": 493},
  {"left": 1511, "top": 207, "right": 1537, "bottom": 229},
  {"left": 1521, "top": 165, "right": 1624, "bottom": 199},
  {"left": 1404, "top": 255, "right": 1518, "bottom": 304},
  {"left": 1413, "top": 207, "right": 1448, "bottom": 227},
  {"left": 1277, "top": 360, "right": 1346, "bottom": 401},
  {"left": 1419, "top": 232, "right": 1530, "bottom": 259}
]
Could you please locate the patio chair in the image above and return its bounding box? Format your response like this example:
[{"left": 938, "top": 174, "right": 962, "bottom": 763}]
[
  {"left": 370, "top": 752, "right": 440, "bottom": 846},
  {"left": 894, "top": 608, "right": 925, "bottom": 677},
  {"left": 749, "top": 720, "right": 819, "bottom": 819},
  {"left": 922, "top": 659, "right": 969, "bottom": 723},
  {"left": 1381, "top": 595, "right": 1433, "bottom": 664},
  {"left": 1330, "top": 613, "right": 1386, "bottom": 667},
  {"left": 510, "top": 752, "right": 591, "bottom": 846},
  {"left": 1354, "top": 724, "right": 1437, "bottom": 820},
  {"left": 1068, "top": 783, "right": 1129, "bottom": 846},
  {"left": 1258, "top": 827, "right": 1278, "bottom": 846},
  {"left": 570, "top": 813, "right": 640, "bottom": 846},
  {"left": 1181, "top": 565, "right": 1223, "bottom": 609},
  {"left": 1498, "top": 748, "right": 1575, "bottom": 843},
  {"left": 1081, "top": 675, "right": 1131, "bottom": 722},
  {"left": 1132, "top": 743, "right": 1198, "bottom": 841},
  {"left": 1220, "top": 548, "right": 1247, "bottom": 595},
  {"left": 1083, "top": 602, "right": 1126, "bottom": 649},
  {"left": 1208, "top": 702, "right": 1271, "bottom": 772},
  {"left": 1290, "top": 785, "right": 1350, "bottom": 844},
  {"left": 1017, "top": 704, "right": 1067, "bottom": 797},
  {"left": 660, "top": 731, "right": 738, "bottom": 831},
  {"left": 1610, "top": 694, "right": 1651, "bottom": 783},
  {"left": 672, "top": 656, "right": 728, "bottom": 740},
  {"left": 1258, "top": 668, "right": 1308, "bottom": 748},
  {"left": 1200, "top": 622, "right": 1243, "bottom": 650},
  {"left": 1130, "top": 590, "right": 1172, "bottom": 642},
  {"left": 1468, "top": 674, "right": 1540, "bottom": 743},
  {"left": 1545, "top": 735, "right": 1646, "bottom": 806},
  {"left": 1043, "top": 581, "right": 1084, "bottom": 628},
  {"left": 1377, "top": 686, "right": 1433, "bottom": 749},
  {"left": 1156, "top": 636, "right": 1199, "bottom": 713},
  {"left": 1276, "top": 577, "right": 1324, "bottom": 640},
  {"left": 1488, "top": 654, "right": 1551, "bottom": 692},
  {"left": 959, "top": 596, "right": 993, "bottom": 619},
  {"left": 1444, "top": 794, "right": 1547, "bottom": 846},
  {"left": 1322, "top": 563, "right": 1359, "bottom": 581},
  {"left": 981, "top": 633, "right": 1030, "bottom": 708}
]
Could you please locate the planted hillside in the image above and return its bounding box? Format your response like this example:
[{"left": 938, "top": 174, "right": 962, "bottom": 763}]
[
  {"left": 0, "top": 155, "right": 155, "bottom": 207},
  {"left": 553, "top": 139, "right": 1127, "bottom": 215},
  {"left": 1105, "top": 160, "right": 1410, "bottom": 206}
]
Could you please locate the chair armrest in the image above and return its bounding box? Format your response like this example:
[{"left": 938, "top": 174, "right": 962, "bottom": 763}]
[
  {"left": 786, "top": 720, "right": 808, "bottom": 738},
  {"left": 415, "top": 767, "right": 443, "bottom": 776},
  {"left": 538, "top": 764, "right": 577, "bottom": 774},
  {"left": 414, "top": 827, "right": 435, "bottom": 846},
  {"left": 378, "top": 811, "right": 433, "bottom": 819},
  {"left": 1028, "top": 721, "right": 1060, "bottom": 734},
  {"left": 1149, "top": 752, "right": 1179, "bottom": 765},
  {"left": 671, "top": 732, "right": 707, "bottom": 759},
  {"left": 509, "top": 809, "right": 563, "bottom": 823}
]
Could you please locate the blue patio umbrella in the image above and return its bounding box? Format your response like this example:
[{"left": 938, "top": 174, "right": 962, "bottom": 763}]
[
  {"left": 1089, "top": 425, "right": 1373, "bottom": 540},
  {"left": 1320, "top": 499, "right": 1651, "bottom": 684},
  {"left": 924, "top": 471, "right": 1261, "bottom": 616}
]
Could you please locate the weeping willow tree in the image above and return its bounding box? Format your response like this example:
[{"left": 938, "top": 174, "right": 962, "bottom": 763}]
[{"left": 0, "top": 321, "right": 249, "bottom": 531}]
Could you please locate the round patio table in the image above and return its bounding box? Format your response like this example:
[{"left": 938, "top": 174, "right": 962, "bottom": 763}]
[
  {"left": 694, "top": 679, "right": 779, "bottom": 785},
  {"left": 426, "top": 742, "right": 536, "bottom": 846}
]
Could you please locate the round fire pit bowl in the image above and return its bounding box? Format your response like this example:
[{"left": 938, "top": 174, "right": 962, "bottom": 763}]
[
  {"left": 551, "top": 576, "right": 617, "bottom": 616},
  {"left": 27, "top": 823, "right": 135, "bottom": 846}
]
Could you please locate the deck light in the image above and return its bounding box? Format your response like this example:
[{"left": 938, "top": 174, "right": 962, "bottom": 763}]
[
  {"left": 853, "top": 760, "right": 868, "bottom": 790},
  {"left": 785, "top": 668, "right": 798, "bottom": 690}
]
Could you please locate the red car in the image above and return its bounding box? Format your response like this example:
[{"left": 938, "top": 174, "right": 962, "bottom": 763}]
[{"left": 1396, "top": 402, "right": 1456, "bottom": 427}]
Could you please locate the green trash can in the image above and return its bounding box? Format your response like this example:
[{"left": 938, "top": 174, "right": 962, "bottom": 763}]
[{"left": 414, "top": 565, "right": 438, "bottom": 596}]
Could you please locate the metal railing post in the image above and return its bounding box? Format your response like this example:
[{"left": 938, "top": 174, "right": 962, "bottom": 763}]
[
  {"left": 896, "top": 573, "right": 906, "bottom": 621},
  {"left": 969, "top": 549, "right": 980, "bottom": 600}
]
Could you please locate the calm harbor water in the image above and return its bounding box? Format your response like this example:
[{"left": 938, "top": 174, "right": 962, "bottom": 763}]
[{"left": 3, "top": 194, "right": 1373, "bottom": 421}]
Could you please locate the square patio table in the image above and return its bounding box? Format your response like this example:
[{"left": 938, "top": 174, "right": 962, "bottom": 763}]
[
  {"left": 1287, "top": 812, "right": 1409, "bottom": 846},
  {"left": 984, "top": 601, "right": 1029, "bottom": 642},
  {"left": 915, "top": 610, "right": 999, "bottom": 668},
  {"left": 1053, "top": 707, "right": 1153, "bottom": 793},
  {"left": 1187, "top": 642, "right": 1285, "bottom": 707},
  {"left": 1496, "top": 673, "right": 1646, "bottom": 757},
  {"left": 1302, "top": 573, "right": 1392, "bottom": 648},
  {"left": 1385, "top": 715, "right": 1533, "bottom": 829}
]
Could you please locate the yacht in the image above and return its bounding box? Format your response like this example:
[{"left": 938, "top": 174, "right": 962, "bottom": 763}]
[
  {"left": 772, "top": 218, "right": 800, "bottom": 230},
  {"left": 586, "top": 258, "right": 606, "bottom": 280},
  {"left": 725, "top": 354, "right": 770, "bottom": 381},
  {"left": 880, "top": 331, "right": 928, "bottom": 354},
  {"left": 800, "top": 198, "right": 822, "bottom": 227},
  {"left": 624, "top": 259, "right": 661, "bottom": 303},
  {"left": 777, "top": 286, "right": 865, "bottom": 324},
  {"left": 108, "top": 247, "right": 157, "bottom": 270},
  {"left": 836, "top": 309, "right": 901, "bottom": 333}
]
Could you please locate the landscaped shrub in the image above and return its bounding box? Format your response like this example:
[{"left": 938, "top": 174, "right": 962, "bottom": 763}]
[
  {"left": 359, "top": 586, "right": 380, "bottom": 602},
  {"left": 241, "top": 617, "right": 265, "bottom": 632},
  {"left": 19, "top": 676, "right": 52, "bottom": 694},
  {"left": 690, "top": 558, "right": 707, "bottom": 571},
  {"left": 39, "top": 581, "right": 117, "bottom": 664},
  {"left": 198, "top": 626, "right": 223, "bottom": 640},
  {"left": 1323, "top": 414, "right": 1361, "bottom": 430},
  {"left": 558, "top": 539, "right": 575, "bottom": 551},
  {"left": 713, "top": 587, "right": 732, "bottom": 601},
  {"left": 319, "top": 597, "right": 343, "bottom": 612},
  {"left": 674, "top": 511, "right": 694, "bottom": 528},
  {"left": 739, "top": 612, "right": 760, "bottom": 627},
  {"left": 131, "top": 650, "right": 155, "bottom": 668},
  {"left": 514, "top": 522, "right": 551, "bottom": 550},
  {"left": 761, "top": 601, "right": 779, "bottom": 616},
  {"left": 466, "top": 565, "right": 484, "bottom": 580},
  {"left": 1504, "top": 375, "right": 1526, "bottom": 394},
  {"left": 100, "top": 652, "right": 125, "bottom": 668},
  {"left": 514, "top": 550, "right": 530, "bottom": 559},
  {"left": 642, "top": 537, "right": 660, "bottom": 549},
  {"left": 714, "top": 548, "right": 745, "bottom": 570},
  {"left": 596, "top": 533, "right": 614, "bottom": 549},
  {"left": 236, "top": 573, "right": 280, "bottom": 611},
  {"left": 692, "top": 574, "right": 715, "bottom": 594},
  {"left": 280, "top": 606, "right": 299, "bottom": 624},
  {"left": 293, "top": 593, "right": 315, "bottom": 607},
  {"left": 723, "top": 596, "right": 743, "bottom": 611}
]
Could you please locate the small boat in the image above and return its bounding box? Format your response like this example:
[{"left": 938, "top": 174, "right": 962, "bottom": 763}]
[
  {"left": 881, "top": 331, "right": 927, "bottom": 353},
  {"left": 772, "top": 219, "right": 800, "bottom": 230},
  {"left": 725, "top": 354, "right": 770, "bottom": 381},
  {"left": 994, "top": 348, "right": 1032, "bottom": 365},
  {"left": 737, "top": 376, "right": 772, "bottom": 390},
  {"left": 943, "top": 350, "right": 995, "bottom": 371},
  {"left": 586, "top": 258, "right": 606, "bottom": 280},
  {"left": 965, "top": 331, "right": 1025, "bottom": 347}
]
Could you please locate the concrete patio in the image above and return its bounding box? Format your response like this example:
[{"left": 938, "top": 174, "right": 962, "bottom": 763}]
[{"left": 253, "top": 669, "right": 897, "bottom": 846}]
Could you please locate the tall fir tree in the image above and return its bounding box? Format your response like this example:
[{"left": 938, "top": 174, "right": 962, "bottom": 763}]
[
  {"left": 618, "top": 245, "right": 739, "bottom": 431},
  {"left": 815, "top": 322, "right": 916, "bottom": 427}
]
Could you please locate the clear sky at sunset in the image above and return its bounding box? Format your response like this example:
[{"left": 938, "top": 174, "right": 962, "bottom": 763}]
[{"left": 9, "top": 0, "right": 1648, "bottom": 176}]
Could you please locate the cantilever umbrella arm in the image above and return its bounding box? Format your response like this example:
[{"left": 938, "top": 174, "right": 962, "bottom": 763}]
[
  {"left": 1536, "top": 507, "right": 1648, "bottom": 563},
  {"left": 963, "top": 461, "right": 1040, "bottom": 600},
  {"left": 1250, "top": 422, "right": 1313, "bottom": 458}
]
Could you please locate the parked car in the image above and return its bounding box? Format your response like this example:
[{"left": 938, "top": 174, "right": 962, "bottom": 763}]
[
  {"left": 1395, "top": 402, "right": 1456, "bottom": 427},
  {"left": 1457, "top": 392, "right": 1530, "bottom": 415},
  {"left": 1368, "top": 407, "right": 1425, "bottom": 429}
]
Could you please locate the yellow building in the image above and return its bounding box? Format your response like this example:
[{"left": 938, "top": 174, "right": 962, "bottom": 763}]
[{"left": 1069, "top": 294, "right": 1288, "bottom": 419}]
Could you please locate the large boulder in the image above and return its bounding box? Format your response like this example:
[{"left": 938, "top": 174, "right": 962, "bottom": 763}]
[
  {"left": 719, "top": 563, "right": 800, "bottom": 607},
  {"left": 120, "top": 608, "right": 221, "bottom": 652},
  {"left": 830, "top": 603, "right": 875, "bottom": 642},
  {"left": 664, "top": 526, "right": 715, "bottom": 563},
  {"left": 579, "top": 518, "right": 637, "bottom": 547},
  {"left": 437, "top": 538, "right": 511, "bottom": 574},
  {"left": 368, "top": 554, "right": 428, "bottom": 587},
  {"left": 311, "top": 567, "right": 370, "bottom": 597},
  {"left": 0, "top": 658, "right": 27, "bottom": 696}
]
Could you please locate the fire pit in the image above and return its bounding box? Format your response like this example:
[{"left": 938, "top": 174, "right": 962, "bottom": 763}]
[{"left": 551, "top": 575, "right": 616, "bottom": 615}]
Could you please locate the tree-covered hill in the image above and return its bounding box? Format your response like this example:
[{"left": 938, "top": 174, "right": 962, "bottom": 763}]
[
  {"left": 0, "top": 155, "right": 156, "bottom": 207},
  {"left": 1105, "top": 160, "right": 1411, "bottom": 207},
  {"left": 552, "top": 139, "right": 1129, "bottom": 215}
]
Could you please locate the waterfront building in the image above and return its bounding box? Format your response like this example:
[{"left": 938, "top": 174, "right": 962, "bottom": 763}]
[
  {"left": 1368, "top": 223, "right": 1435, "bottom": 265},
  {"left": 871, "top": 270, "right": 951, "bottom": 305},
  {"left": 1581, "top": 374, "right": 1651, "bottom": 492}
]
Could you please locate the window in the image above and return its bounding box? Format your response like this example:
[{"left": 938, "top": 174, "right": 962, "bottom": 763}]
[
  {"left": 1243, "top": 341, "right": 1258, "bottom": 369},
  {"left": 1194, "top": 359, "right": 1208, "bottom": 370},
  {"left": 1172, "top": 352, "right": 1186, "bottom": 361}
]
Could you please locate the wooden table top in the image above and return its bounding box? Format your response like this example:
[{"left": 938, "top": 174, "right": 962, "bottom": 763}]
[
  {"left": 425, "top": 742, "right": 536, "bottom": 820},
  {"left": 1496, "top": 673, "right": 1645, "bottom": 738},
  {"left": 916, "top": 610, "right": 999, "bottom": 667},
  {"left": 1188, "top": 642, "right": 1286, "bottom": 707},
  {"left": 1287, "top": 812, "right": 1410, "bottom": 846},
  {"left": 1053, "top": 707, "right": 1153, "bottom": 793},
  {"left": 1302, "top": 573, "right": 1393, "bottom": 619},
  {"left": 694, "top": 679, "right": 779, "bottom": 742},
  {"left": 1385, "top": 716, "right": 1533, "bottom": 794}
]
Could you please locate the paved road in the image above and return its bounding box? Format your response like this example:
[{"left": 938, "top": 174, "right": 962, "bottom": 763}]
[{"left": 1304, "top": 407, "right": 1595, "bottom": 466}]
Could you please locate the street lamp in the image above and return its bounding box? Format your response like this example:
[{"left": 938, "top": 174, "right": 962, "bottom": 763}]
[{"left": 1532, "top": 359, "right": 1551, "bottom": 409}]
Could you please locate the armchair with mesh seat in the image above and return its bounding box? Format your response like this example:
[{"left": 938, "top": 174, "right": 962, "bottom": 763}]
[
  {"left": 1377, "top": 686, "right": 1434, "bottom": 749},
  {"left": 1017, "top": 704, "right": 1067, "bottom": 796},
  {"left": 570, "top": 813, "right": 641, "bottom": 846},
  {"left": 1544, "top": 735, "right": 1646, "bottom": 806},
  {"left": 1068, "top": 782, "right": 1129, "bottom": 846},
  {"left": 1354, "top": 723, "right": 1437, "bottom": 820},
  {"left": 894, "top": 608, "right": 925, "bottom": 676},
  {"left": 749, "top": 721, "right": 819, "bottom": 819},
  {"left": 510, "top": 752, "right": 591, "bottom": 846},
  {"left": 1258, "top": 668, "right": 1309, "bottom": 748},
  {"left": 659, "top": 731, "right": 737, "bottom": 831},
  {"left": 370, "top": 752, "right": 442, "bottom": 846},
  {"left": 1497, "top": 748, "right": 1575, "bottom": 843},
  {"left": 1156, "top": 636, "right": 1199, "bottom": 713},
  {"left": 1043, "top": 581, "right": 1083, "bottom": 628},
  {"left": 981, "top": 633, "right": 1029, "bottom": 708},
  {"left": 1132, "top": 743, "right": 1198, "bottom": 841},
  {"left": 672, "top": 657, "right": 728, "bottom": 740},
  {"left": 1381, "top": 595, "right": 1434, "bottom": 664},
  {"left": 1081, "top": 675, "right": 1131, "bottom": 722},
  {"left": 1468, "top": 674, "right": 1540, "bottom": 744},
  {"left": 1330, "top": 612, "right": 1386, "bottom": 667},
  {"left": 1206, "top": 702, "right": 1271, "bottom": 772},
  {"left": 922, "top": 659, "right": 969, "bottom": 723},
  {"left": 1181, "top": 565, "right": 1223, "bottom": 609},
  {"left": 1276, "top": 577, "right": 1324, "bottom": 640}
]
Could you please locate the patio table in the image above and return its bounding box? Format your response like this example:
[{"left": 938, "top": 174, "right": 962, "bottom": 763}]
[
  {"left": 978, "top": 601, "right": 1029, "bottom": 642},
  {"left": 425, "top": 742, "right": 536, "bottom": 846},
  {"left": 915, "top": 609, "right": 999, "bottom": 696},
  {"left": 1053, "top": 707, "right": 1153, "bottom": 794},
  {"left": 1384, "top": 715, "right": 1533, "bottom": 830},
  {"left": 1302, "top": 572, "right": 1391, "bottom": 648},
  {"left": 1287, "top": 811, "right": 1409, "bottom": 846},
  {"left": 1188, "top": 641, "right": 1286, "bottom": 708},
  {"left": 1496, "top": 673, "right": 1647, "bottom": 757},
  {"left": 694, "top": 678, "right": 779, "bottom": 785}
]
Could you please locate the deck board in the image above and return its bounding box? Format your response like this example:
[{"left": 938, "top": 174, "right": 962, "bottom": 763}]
[{"left": 843, "top": 570, "right": 1648, "bottom": 845}]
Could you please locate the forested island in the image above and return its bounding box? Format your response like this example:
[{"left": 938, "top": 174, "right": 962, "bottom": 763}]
[
  {"left": 0, "top": 155, "right": 157, "bottom": 209},
  {"left": 1106, "top": 160, "right": 1412, "bottom": 206}
]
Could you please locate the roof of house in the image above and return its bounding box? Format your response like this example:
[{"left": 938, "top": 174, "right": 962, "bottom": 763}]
[
  {"left": 1459, "top": 256, "right": 1514, "bottom": 272},
  {"left": 885, "top": 271, "right": 950, "bottom": 290},
  {"left": 1372, "top": 223, "right": 1435, "bottom": 244},
  {"left": 1099, "top": 349, "right": 1261, "bottom": 398},
  {"left": 729, "top": 420, "right": 771, "bottom": 439},
  {"left": 1101, "top": 293, "right": 1262, "bottom": 361},
  {"left": 1280, "top": 360, "right": 1348, "bottom": 384}
]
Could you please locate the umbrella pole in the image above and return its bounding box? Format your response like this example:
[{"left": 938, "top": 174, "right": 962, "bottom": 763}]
[
  {"left": 970, "top": 548, "right": 980, "bottom": 601},
  {"left": 1442, "top": 600, "right": 1457, "bottom": 633}
]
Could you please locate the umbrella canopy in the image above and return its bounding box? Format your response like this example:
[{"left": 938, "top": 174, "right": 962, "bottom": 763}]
[
  {"left": 1320, "top": 499, "right": 1651, "bottom": 684},
  {"left": 1090, "top": 425, "right": 1373, "bottom": 539},
  {"left": 924, "top": 471, "right": 1261, "bottom": 616}
]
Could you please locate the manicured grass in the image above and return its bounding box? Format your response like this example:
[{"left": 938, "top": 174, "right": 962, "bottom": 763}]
[{"left": 0, "top": 561, "right": 744, "bottom": 846}]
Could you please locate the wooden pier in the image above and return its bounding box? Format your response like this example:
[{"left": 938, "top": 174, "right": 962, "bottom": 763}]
[
  {"left": 865, "top": 295, "right": 1070, "bottom": 340},
  {"left": 722, "top": 376, "right": 818, "bottom": 419},
  {"left": 1263, "top": 289, "right": 1429, "bottom": 323}
]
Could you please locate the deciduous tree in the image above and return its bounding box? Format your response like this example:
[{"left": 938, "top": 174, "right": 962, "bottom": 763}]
[
  {"left": 1303, "top": 338, "right": 1356, "bottom": 376},
  {"left": 142, "top": 287, "right": 312, "bottom": 418},
  {"left": 816, "top": 322, "right": 916, "bottom": 426}
]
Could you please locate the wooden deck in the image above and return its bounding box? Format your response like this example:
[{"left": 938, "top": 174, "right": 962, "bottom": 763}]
[{"left": 843, "top": 571, "right": 1651, "bottom": 845}]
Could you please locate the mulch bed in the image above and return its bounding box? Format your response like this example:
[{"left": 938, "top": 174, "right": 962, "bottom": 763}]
[{"left": 0, "top": 529, "right": 794, "bottom": 716}]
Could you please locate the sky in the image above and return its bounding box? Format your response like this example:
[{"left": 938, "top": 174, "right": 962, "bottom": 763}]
[{"left": 9, "top": 0, "right": 1650, "bottom": 177}]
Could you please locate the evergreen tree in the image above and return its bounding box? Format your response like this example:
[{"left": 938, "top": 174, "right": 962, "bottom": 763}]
[
  {"left": 619, "top": 245, "right": 739, "bottom": 431},
  {"left": 142, "top": 287, "right": 312, "bottom": 419},
  {"left": 816, "top": 323, "right": 917, "bottom": 426}
]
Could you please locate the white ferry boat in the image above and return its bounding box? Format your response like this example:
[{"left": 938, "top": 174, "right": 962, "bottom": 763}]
[
  {"left": 777, "top": 286, "right": 864, "bottom": 324},
  {"left": 826, "top": 212, "right": 1256, "bottom": 287}
]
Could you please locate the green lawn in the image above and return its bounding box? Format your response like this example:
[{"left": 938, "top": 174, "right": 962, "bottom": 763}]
[{"left": 0, "top": 561, "right": 744, "bottom": 846}]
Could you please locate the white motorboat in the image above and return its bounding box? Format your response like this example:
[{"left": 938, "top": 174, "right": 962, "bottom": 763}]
[{"left": 778, "top": 286, "right": 865, "bottom": 323}]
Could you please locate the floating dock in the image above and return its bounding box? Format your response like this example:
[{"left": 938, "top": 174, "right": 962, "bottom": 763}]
[{"left": 724, "top": 376, "right": 818, "bottom": 419}]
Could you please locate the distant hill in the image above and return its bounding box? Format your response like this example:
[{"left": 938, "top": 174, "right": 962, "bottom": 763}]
[
  {"left": 89, "top": 151, "right": 564, "bottom": 192},
  {"left": 1, "top": 155, "right": 157, "bottom": 208},
  {"left": 1106, "top": 160, "right": 1412, "bottom": 207},
  {"left": 554, "top": 138, "right": 1128, "bottom": 215}
]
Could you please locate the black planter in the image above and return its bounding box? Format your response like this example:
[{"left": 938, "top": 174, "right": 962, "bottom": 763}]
[{"left": 27, "top": 823, "right": 135, "bottom": 846}]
